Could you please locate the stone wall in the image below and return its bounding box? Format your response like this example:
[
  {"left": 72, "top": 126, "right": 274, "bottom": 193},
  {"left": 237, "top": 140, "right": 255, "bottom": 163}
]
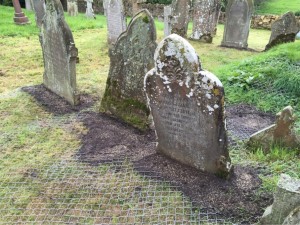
[{"left": 219, "top": 12, "right": 300, "bottom": 30}]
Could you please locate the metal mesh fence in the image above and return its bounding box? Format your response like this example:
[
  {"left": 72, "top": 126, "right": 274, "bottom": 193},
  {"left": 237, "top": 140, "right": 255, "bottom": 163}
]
[{"left": 0, "top": 158, "right": 231, "bottom": 225}]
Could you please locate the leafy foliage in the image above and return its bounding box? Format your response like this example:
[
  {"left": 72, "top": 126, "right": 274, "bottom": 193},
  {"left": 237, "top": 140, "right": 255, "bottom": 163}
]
[{"left": 146, "top": 0, "right": 172, "bottom": 4}]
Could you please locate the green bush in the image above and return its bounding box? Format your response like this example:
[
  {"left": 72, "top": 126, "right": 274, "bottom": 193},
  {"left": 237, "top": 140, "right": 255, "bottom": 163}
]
[
  {"left": 295, "top": 11, "right": 300, "bottom": 16},
  {"left": 0, "top": 0, "right": 13, "bottom": 6}
]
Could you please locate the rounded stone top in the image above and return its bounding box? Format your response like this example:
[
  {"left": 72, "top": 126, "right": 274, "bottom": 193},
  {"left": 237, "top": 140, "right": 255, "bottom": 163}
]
[{"left": 278, "top": 174, "right": 300, "bottom": 194}]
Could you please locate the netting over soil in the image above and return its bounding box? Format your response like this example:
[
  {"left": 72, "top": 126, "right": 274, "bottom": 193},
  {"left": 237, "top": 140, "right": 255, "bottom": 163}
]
[{"left": 0, "top": 159, "right": 231, "bottom": 224}]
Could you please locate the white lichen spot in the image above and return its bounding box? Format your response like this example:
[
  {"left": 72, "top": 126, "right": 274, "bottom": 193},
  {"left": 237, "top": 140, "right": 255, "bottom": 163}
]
[
  {"left": 178, "top": 80, "right": 184, "bottom": 86},
  {"left": 207, "top": 105, "right": 214, "bottom": 112},
  {"left": 205, "top": 93, "right": 211, "bottom": 99},
  {"left": 214, "top": 104, "right": 219, "bottom": 109},
  {"left": 219, "top": 139, "right": 222, "bottom": 142}
]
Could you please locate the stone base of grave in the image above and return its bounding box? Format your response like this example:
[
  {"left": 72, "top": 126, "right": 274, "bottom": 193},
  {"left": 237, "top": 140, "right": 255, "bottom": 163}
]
[{"left": 14, "top": 12, "right": 30, "bottom": 25}]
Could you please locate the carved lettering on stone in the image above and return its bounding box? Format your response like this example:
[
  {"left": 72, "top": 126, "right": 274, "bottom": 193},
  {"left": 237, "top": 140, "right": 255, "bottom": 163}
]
[
  {"left": 101, "top": 10, "right": 157, "bottom": 130},
  {"left": 40, "top": 0, "right": 79, "bottom": 105},
  {"left": 221, "top": 0, "right": 254, "bottom": 49},
  {"left": 145, "top": 34, "right": 232, "bottom": 176},
  {"left": 106, "top": 0, "right": 127, "bottom": 45}
]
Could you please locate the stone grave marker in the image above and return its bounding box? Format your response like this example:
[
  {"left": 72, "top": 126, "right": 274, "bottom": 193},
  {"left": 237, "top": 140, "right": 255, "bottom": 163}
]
[
  {"left": 265, "top": 12, "right": 300, "bottom": 50},
  {"left": 221, "top": 0, "right": 254, "bottom": 49},
  {"left": 101, "top": 10, "right": 157, "bottom": 130},
  {"left": 25, "top": 0, "right": 33, "bottom": 10},
  {"left": 163, "top": 5, "right": 172, "bottom": 37},
  {"left": 190, "top": 0, "right": 221, "bottom": 43},
  {"left": 32, "top": 0, "right": 45, "bottom": 27},
  {"left": 164, "top": 0, "right": 190, "bottom": 38},
  {"left": 40, "top": 0, "right": 79, "bottom": 105},
  {"left": 85, "top": 0, "right": 95, "bottom": 18},
  {"left": 145, "top": 34, "right": 232, "bottom": 176},
  {"left": 67, "top": 0, "right": 78, "bottom": 16},
  {"left": 106, "top": 0, "right": 127, "bottom": 45},
  {"left": 103, "top": 0, "right": 109, "bottom": 16},
  {"left": 260, "top": 174, "right": 300, "bottom": 225}
]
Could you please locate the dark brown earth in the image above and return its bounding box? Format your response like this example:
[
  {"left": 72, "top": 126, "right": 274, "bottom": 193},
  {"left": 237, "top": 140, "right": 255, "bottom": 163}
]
[{"left": 22, "top": 85, "right": 274, "bottom": 224}]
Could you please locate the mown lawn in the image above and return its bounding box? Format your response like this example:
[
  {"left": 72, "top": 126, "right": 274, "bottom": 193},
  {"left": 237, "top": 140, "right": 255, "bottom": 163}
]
[{"left": 256, "top": 0, "right": 300, "bottom": 15}]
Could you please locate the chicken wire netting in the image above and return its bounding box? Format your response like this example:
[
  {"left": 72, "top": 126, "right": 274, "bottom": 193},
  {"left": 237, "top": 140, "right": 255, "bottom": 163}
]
[{"left": 0, "top": 158, "right": 231, "bottom": 225}]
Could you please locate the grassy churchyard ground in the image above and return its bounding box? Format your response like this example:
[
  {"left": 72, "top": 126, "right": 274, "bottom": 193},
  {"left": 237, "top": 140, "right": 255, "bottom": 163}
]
[{"left": 0, "top": 4, "right": 299, "bottom": 224}]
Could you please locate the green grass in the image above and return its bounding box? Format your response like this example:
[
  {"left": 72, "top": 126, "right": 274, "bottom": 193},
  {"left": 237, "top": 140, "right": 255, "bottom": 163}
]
[
  {"left": 0, "top": 4, "right": 299, "bottom": 223},
  {"left": 216, "top": 41, "right": 300, "bottom": 115},
  {"left": 256, "top": 0, "right": 300, "bottom": 15}
]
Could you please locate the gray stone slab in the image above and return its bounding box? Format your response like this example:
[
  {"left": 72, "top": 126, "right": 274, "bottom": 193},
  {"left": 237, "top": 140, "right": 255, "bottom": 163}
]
[
  {"left": 145, "top": 34, "right": 232, "bottom": 176},
  {"left": 101, "top": 9, "right": 157, "bottom": 130},
  {"left": 190, "top": 0, "right": 221, "bottom": 43},
  {"left": 32, "top": 0, "right": 45, "bottom": 28},
  {"left": 106, "top": 0, "right": 127, "bottom": 45},
  {"left": 260, "top": 174, "right": 300, "bottom": 225},
  {"left": 265, "top": 12, "right": 300, "bottom": 50},
  {"left": 40, "top": 0, "right": 79, "bottom": 105},
  {"left": 67, "top": 0, "right": 78, "bottom": 16},
  {"left": 85, "top": 0, "right": 95, "bottom": 18},
  {"left": 164, "top": 0, "right": 190, "bottom": 38},
  {"left": 221, "top": 0, "right": 254, "bottom": 49}
]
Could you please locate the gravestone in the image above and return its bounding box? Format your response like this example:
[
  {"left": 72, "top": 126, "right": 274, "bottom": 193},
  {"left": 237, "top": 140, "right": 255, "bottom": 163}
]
[
  {"left": 67, "top": 0, "right": 78, "bottom": 16},
  {"left": 297, "top": 32, "right": 300, "bottom": 39},
  {"left": 145, "top": 34, "right": 232, "bottom": 176},
  {"left": 190, "top": 0, "right": 221, "bottom": 43},
  {"left": 164, "top": 0, "right": 190, "bottom": 38},
  {"left": 265, "top": 12, "right": 300, "bottom": 50},
  {"left": 163, "top": 5, "right": 172, "bottom": 37},
  {"left": 248, "top": 106, "right": 300, "bottom": 151},
  {"left": 221, "top": 0, "right": 254, "bottom": 49},
  {"left": 32, "top": 0, "right": 45, "bottom": 27},
  {"left": 25, "top": 0, "right": 33, "bottom": 10},
  {"left": 103, "top": 0, "right": 109, "bottom": 16},
  {"left": 101, "top": 10, "right": 157, "bottom": 130},
  {"left": 40, "top": 0, "right": 79, "bottom": 105},
  {"left": 260, "top": 174, "right": 300, "bottom": 225},
  {"left": 85, "top": 0, "right": 95, "bottom": 18},
  {"left": 106, "top": 0, "right": 127, "bottom": 45}
]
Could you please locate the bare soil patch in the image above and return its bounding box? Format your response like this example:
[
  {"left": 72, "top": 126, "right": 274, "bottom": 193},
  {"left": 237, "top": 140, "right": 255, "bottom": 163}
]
[{"left": 23, "top": 86, "right": 274, "bottom": 224}]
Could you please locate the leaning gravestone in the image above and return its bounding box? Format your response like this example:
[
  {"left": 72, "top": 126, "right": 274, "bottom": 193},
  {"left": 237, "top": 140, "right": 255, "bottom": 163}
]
[
  {"left": 190, "top": 0, "right": 221, "bottom": 43},
  {"left": 260, "top": 174, "right": 300, "bottom": 225},
  {"left": 164, "top": 0, "right": 190, "bottom": 38},
  {"left": 221, "top": 0, "right": 254, "bottom": 49},
  {"left": 265, "top": 12, "right": 300, "bottom": 50},
  {"left": 145, "top": 34, "right": 232, "bottom": 176},
  {"left": 85, "top": 0, "right": 95, "bottom": 18},
  {"left": 40, "top": 0, "right": 79, "bottom": 105},
  {"left": 101, "top": 10, "right": 157, "bottom": 130},
  {"left": 106, "top": 0, "right": 127, "bottom": 45},
  {"left": 67, "top": 0, "right": 78, "bottom": 16},
  {"left": 32, "top": 0, "right": 45, "bottom": 28},
  {"left": 25, "top": 0, "right": 33, "bottom": 10}
]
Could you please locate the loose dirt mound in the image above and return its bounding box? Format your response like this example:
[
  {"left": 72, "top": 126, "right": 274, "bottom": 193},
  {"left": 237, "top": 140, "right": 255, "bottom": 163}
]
[{"left": 23, "top": 86, "right": 274, "bottom": 224}]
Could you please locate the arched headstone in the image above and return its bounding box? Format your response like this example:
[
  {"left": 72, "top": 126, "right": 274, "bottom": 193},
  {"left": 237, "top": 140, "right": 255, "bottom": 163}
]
[
  {"left": 221, "top": 0, "right": 254, "bottom": 49},
  {"left": 40, "top": 0, "right": 79, "bottom": 105},
  {"left": 101, "top": 10, "right": 157, "bottom": 130},
  {"left": 145, "top": 34, "right": 232, "bottom": 176}
]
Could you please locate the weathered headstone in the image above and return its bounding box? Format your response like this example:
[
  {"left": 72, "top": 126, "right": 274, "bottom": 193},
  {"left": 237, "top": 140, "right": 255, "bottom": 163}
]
[
  {"left": 265, "top": 12, "right": 300, "bottom": 50},
  {"left": 106, "top": 0, "right": 127, "bottom": 45},
  {"left": 190, "top": 0, "right": 221, "bottom": 43},
  {"left": 25, "top": 0, "right": 33, "bottom": 10},
  {"left": 260, "top": 174, "right": 300, "bottom": 225},
  {"left": 101, "top": 10, "right": 157, "bottom": 130},
  {"left": 221, "top": 0, "right": 254, "bottom": 49},
  {"left": 67, "top": 0, "right": 78, "bottom": 16},
  {"left": 164, "top": 0, "right": 190, "bottom": 38},
  {"left": 40, "top": 0, "right": 79, "bottom": 105},
  {"left": 282, "top": 207, "right": 300, "bottom": 225},
  {"left": 32, "top": 0, "right": 45, "bottom": 27},
  {"left": 145, "top": 34, "right": 232, "bottom": 176},
  {"left": 85, "top": 0, "right": 95, "bottom": 18},
  {"left": 248, "top": 106, "right": 300, "bottom": 151},
  {"left": 103, "top": 0, "right": 109, "bottom": 16}
]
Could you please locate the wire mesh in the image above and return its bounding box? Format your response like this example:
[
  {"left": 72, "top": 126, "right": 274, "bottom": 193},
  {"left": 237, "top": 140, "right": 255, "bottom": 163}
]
[{"left": 0, "top": 158, "right": 232, "bottom": 225}]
